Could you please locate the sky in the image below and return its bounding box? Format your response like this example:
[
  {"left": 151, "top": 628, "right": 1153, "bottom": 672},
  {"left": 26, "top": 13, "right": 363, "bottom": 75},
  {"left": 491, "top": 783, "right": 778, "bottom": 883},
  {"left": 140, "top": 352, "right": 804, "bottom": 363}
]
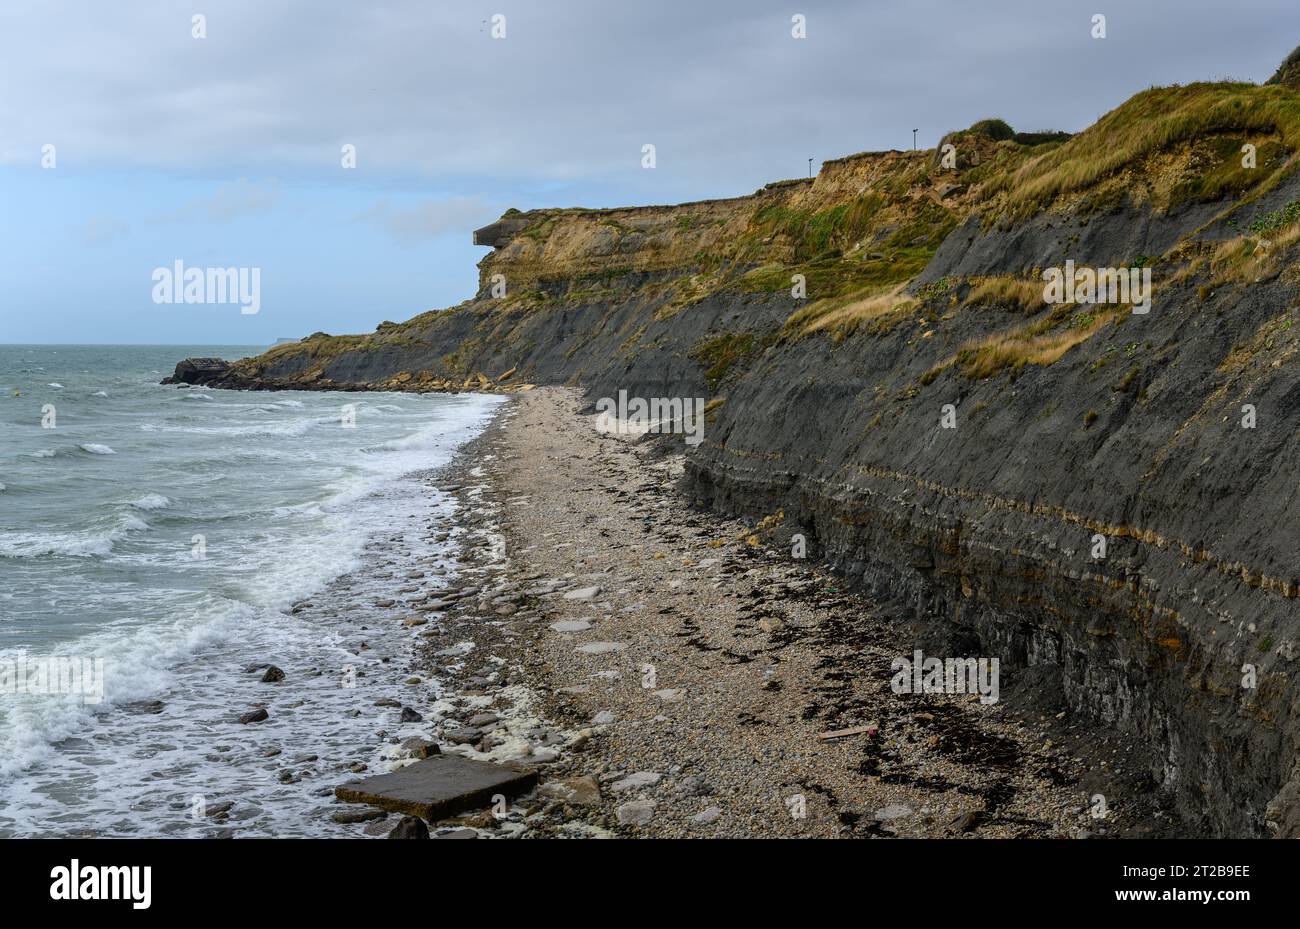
[{"left": 1, "top": 0, "right": 1297, "bottom": 345}]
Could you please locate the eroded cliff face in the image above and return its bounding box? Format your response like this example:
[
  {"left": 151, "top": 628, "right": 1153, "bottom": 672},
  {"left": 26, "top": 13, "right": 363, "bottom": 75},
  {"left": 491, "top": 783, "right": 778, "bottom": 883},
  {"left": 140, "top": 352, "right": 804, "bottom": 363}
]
[
  {"left": 687, "top": 180, "right": 1300, "bottom": 837},
  {"left": 183, "top": 75, "right": 1300, "bottom": 836},
  {"left": 205, "top": 145, "right": 977, "bottom": 395}
]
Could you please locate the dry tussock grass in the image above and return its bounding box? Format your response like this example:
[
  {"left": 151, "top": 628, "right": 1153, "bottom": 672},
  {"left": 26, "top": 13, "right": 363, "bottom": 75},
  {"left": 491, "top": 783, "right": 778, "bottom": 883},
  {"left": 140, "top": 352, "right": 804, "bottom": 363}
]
[
  {"left": 786, "top": 284, "right": 918, "bottom": 340},
  {"left": 986, "top": 83, "right": 1300, "bottom": 217},
  {"left": 965, "top": 275, "right": 1046, "bottom": 312}
]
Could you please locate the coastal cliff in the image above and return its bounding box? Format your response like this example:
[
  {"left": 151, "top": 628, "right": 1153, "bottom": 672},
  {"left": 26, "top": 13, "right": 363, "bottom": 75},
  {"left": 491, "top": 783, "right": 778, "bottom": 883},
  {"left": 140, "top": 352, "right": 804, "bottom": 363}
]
[{"left": 172, "top": 64, "right": 1300, "bottom": 836}]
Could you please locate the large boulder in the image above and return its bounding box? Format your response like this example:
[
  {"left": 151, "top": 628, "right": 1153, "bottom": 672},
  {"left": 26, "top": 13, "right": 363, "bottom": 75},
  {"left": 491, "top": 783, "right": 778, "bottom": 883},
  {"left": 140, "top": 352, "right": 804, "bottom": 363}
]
[
  {"left": 335, "top": 755, "right": 537, "bottom": 820},
  {"left": 162, "top": 357, "right": 230, "bottom": 386},
  {"left": 386, "top": 816, "right": 429, "bottom": 839}
]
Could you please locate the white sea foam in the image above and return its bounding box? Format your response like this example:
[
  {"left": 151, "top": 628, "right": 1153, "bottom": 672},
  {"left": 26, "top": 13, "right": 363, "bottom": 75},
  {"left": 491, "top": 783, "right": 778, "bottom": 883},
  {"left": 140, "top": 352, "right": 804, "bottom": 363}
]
[
  {"left": 129, "top": 493, "right": 171, "bottom": 510},
  {"left": 159, "top": 414, "right": 341, "bottom": 438},
  {"left": 118, "top": 514, "right": 150, "bottom": 532},
  {"left": 0, "top": 599, "right": 245, "bottom": 778},
  {"left": 0, "top": 531, "right": 116, "bottom": 558},
  {"left": 0, "top": 366, "right": 506, "bottom": 836}
]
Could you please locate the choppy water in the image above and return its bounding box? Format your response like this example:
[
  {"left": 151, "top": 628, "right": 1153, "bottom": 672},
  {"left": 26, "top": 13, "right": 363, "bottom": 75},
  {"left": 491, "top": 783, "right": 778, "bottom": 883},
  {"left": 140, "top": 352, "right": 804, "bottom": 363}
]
[{"left": 0, "top": 345, "right": 503, "bottom": 836}]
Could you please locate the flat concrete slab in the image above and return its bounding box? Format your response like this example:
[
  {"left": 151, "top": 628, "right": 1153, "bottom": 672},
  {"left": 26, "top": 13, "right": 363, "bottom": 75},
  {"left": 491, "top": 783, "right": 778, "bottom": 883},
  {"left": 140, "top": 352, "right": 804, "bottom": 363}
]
[{"left": 335, "top": 755, "right": 537, "bottom": 821}]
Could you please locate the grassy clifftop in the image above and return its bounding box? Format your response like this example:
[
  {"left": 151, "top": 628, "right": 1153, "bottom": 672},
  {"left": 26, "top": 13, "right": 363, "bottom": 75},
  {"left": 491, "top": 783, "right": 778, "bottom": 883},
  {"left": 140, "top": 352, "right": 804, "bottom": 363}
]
[
  {"left": 472, "top": 78, "right": 1300, "bottom": 304},
  {"left": 985, "top": 82, "right": 1300, "bottom": 220}
]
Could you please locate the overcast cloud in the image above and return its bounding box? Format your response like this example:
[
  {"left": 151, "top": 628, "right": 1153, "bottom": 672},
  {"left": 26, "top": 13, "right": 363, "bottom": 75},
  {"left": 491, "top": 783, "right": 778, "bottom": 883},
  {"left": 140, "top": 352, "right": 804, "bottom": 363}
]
[
  {"left": 4, "top": 0, "right": 1297, "bottom": 194},
  {"left": 2, "top": 1, "right": 1297, "bottom": 343},
  {"left": 353, "top": 196, "right": 503, "bottom": 245}
]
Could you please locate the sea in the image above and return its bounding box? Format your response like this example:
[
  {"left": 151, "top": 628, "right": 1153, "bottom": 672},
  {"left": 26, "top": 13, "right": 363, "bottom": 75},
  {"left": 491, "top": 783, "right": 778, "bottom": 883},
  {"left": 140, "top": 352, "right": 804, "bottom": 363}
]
[{"left": 0, "top": 345, "right": 504, "bottom": 836}]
